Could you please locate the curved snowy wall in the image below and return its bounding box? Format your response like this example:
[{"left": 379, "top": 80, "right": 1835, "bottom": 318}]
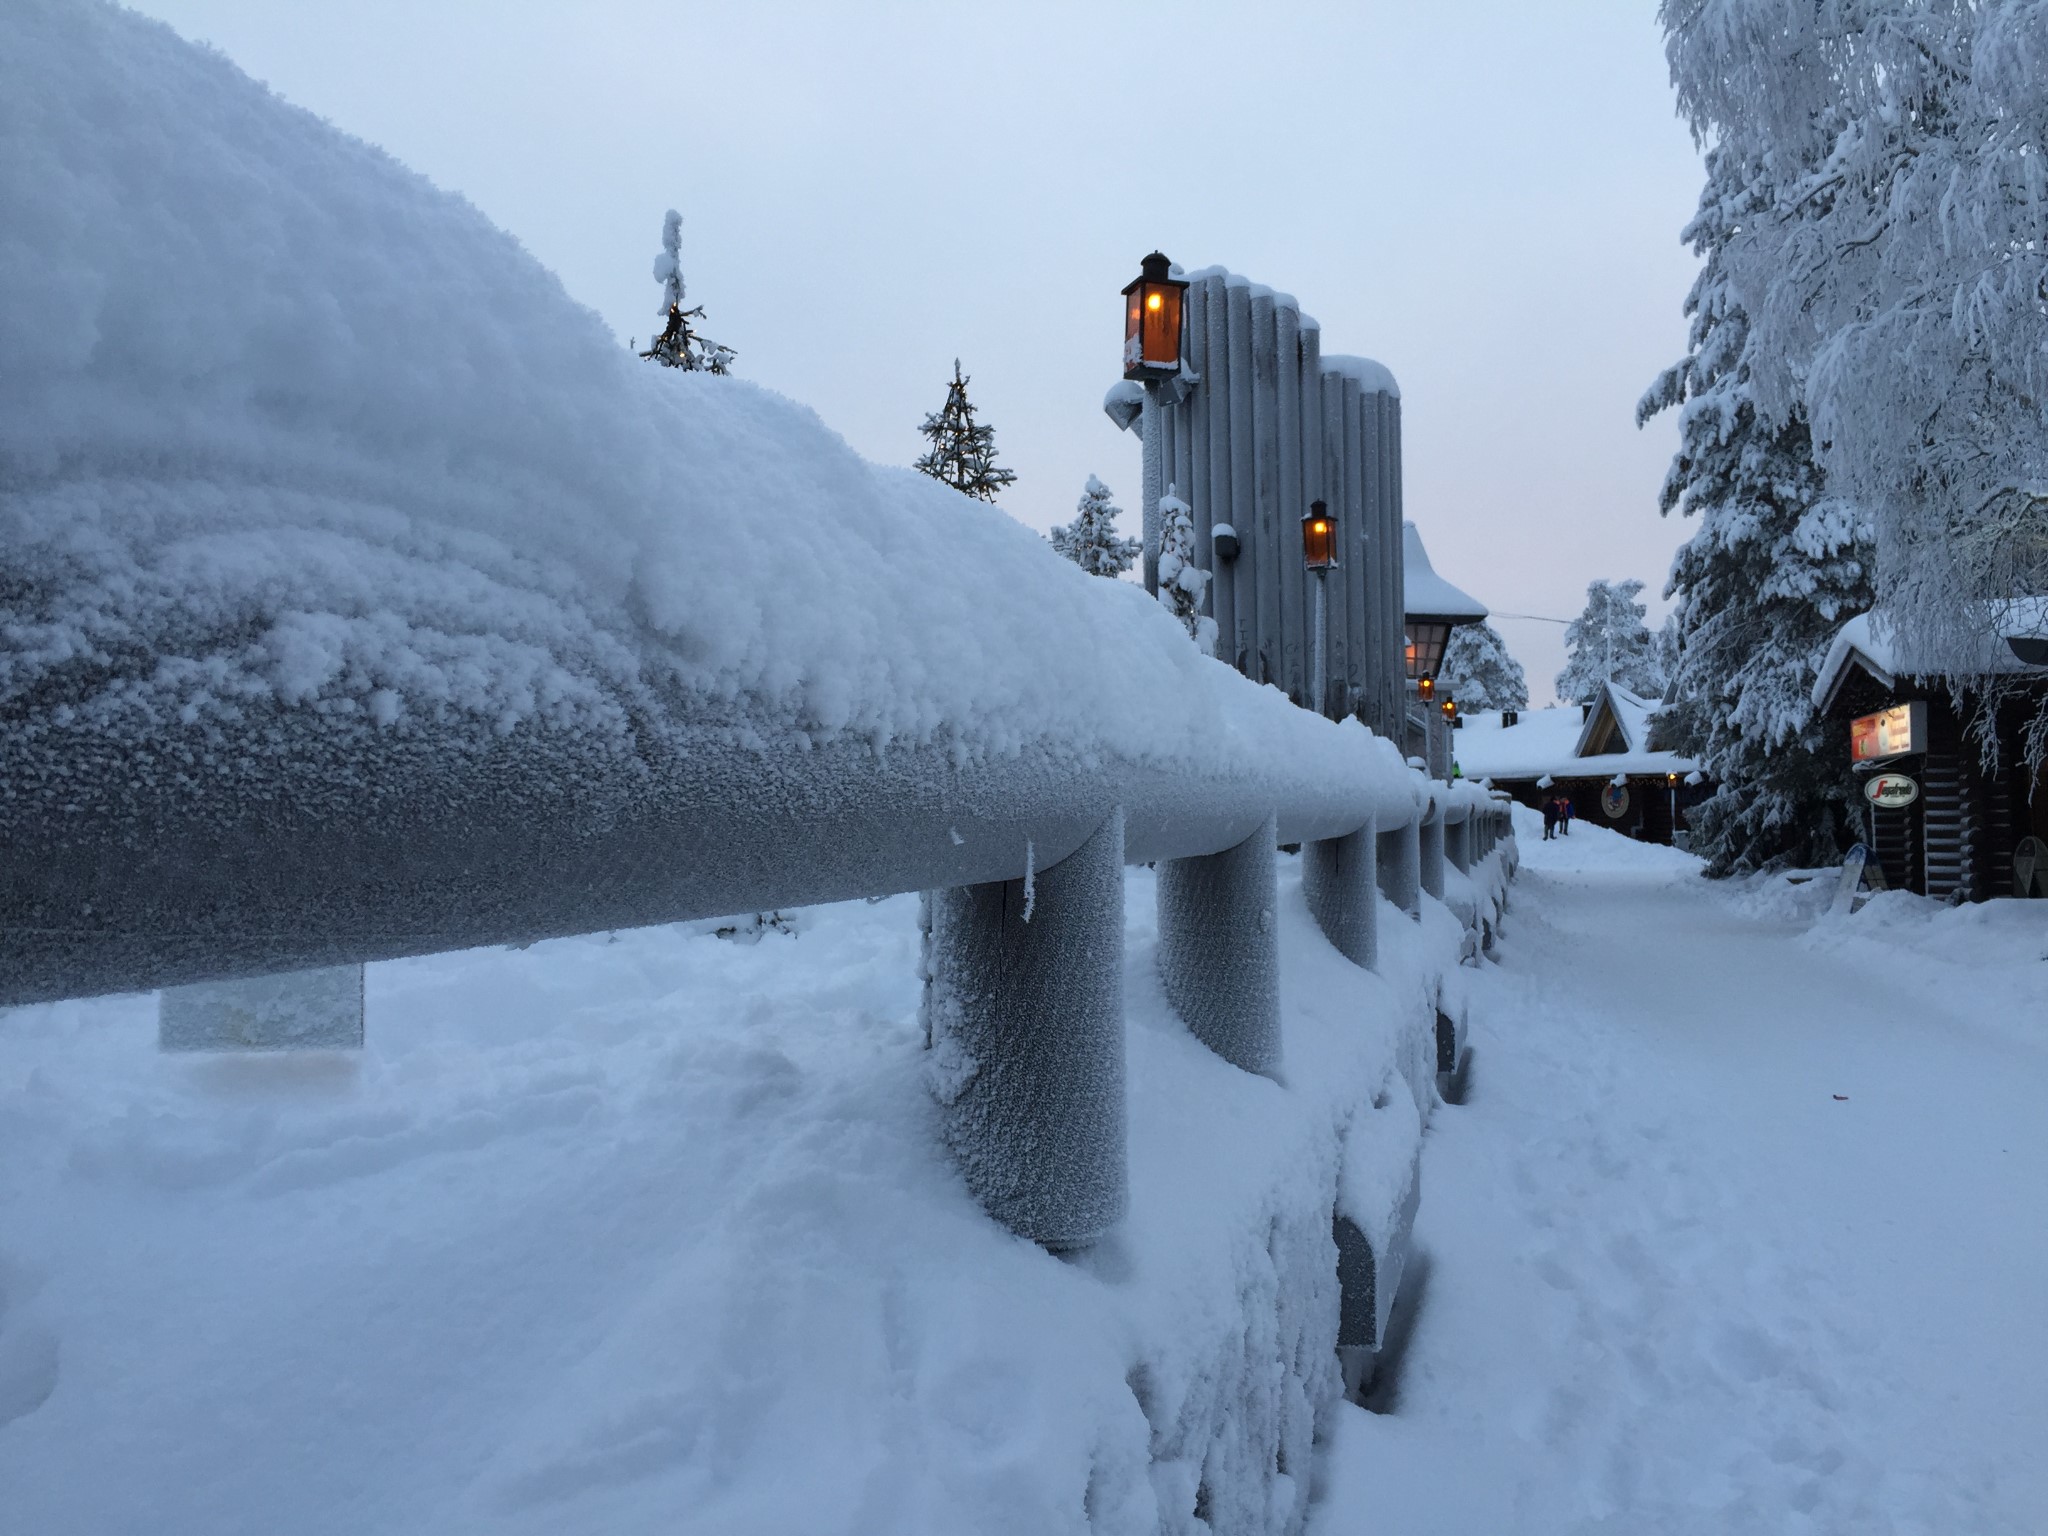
[{"left": 0, "top": 0, "right": 1418, "bottom": 1004}]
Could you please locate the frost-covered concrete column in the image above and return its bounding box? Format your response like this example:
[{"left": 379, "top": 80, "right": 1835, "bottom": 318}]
[
  {"left": 1304, "top": 819, "right": 1377, "bottom": 972},
  {"left": 1377, "top": 814, "right": 1421, "bottom": 920},
  {"left": 1419, "top": 808, "right": 1446, "bottom": 902},
  {"left": 1446, "top": 812, "right": 1472, "bottom": 874},
  {"left": 925, "top": 814, "right": 1127, "bottom": 1250},
  {"left": 159, "top": 964, "right": 365, "bottom": 1052},
  {"left": 1157, "top": 817, "right": 1280, "bottom": 1078},
  {"left": 1141, "top": 383, "right": 1163, "bottom": 597}
]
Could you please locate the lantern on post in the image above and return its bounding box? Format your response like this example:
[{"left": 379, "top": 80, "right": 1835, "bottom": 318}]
[
  {"left": 1302, "top": 501, "right": 1337, "bottom": 570},
  {"left": 1441, "top": 698, "right": 1459, "bottom": 725},
  {"left": 1302, "top": 500, "right": 1337, "bottom": 716},
  {"left": 1120, "top": 252, "right": 1191, "bottom": 600},
  {"left": 1122, "top": 252, "right": 1188, "bottom": 380},
  {"left": 1417, "top": 676, "right": 1436, "bottom": 703}
]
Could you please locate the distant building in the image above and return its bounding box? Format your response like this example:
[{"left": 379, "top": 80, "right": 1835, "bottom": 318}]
[
  {"left": 1452, "top": 681, "right": 1709, "bottom": 845},
  {"left": 1402, "top": 522, "right": 1488, "bottom": 776},
  {"left": 1811, "top": 604, "right": 2048, "bottom": 901}
]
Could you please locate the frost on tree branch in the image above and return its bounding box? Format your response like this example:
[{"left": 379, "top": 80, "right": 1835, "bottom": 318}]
[
  {"left": 640, "top": 209, "right": 736, "bottom": 375},
  {"left": 1659, "top": 0, "right": 2048, "bottom": 767}
]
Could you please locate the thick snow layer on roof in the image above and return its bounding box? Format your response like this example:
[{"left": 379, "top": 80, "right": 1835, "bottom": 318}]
[
  {"left": 1319, "top": 354, "right": 1402, "bottom": 399},
  {"left": 1454, "top": 700, "right": 1698, "bottom": 782},
  {"left": 0, "top": 0, "right": 1408, "bottom": 806},
  {"left": 1402, "top": 522, "right": 1488, "bottom": 622},
  {"left": 1811, "top": 599, "right": 2048, "bottom": 709}
]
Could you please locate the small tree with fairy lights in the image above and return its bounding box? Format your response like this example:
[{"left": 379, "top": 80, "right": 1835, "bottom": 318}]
[
  {"left": 913, "top": 360, "right": 1016, "bottom": 501},
  {"left": 640, "top": 210, "right": 734, "bottom": 374}
]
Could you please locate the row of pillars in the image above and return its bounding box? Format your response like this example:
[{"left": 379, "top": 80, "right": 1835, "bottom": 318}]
[{"left": 921, "top": 801, "right": 1512, "bottom": 1250}]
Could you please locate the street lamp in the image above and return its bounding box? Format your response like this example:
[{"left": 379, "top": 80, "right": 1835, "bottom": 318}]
[
  {"left": 1302, "top": 501, "right": 1338, "bottom": 570},
  {"left": 1121, "top": 252, "right": 1191, "bottom": 597},
  {"left": 1303, "top": 501, "right": 1337, "bottom": 715},
  {"left": 1122, "top": 252, "right": 1188, "bottom": 379}
]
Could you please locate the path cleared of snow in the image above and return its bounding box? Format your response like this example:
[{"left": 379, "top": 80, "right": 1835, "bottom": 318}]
[{"left": 1314, "top": 810, "right": 2048, "bottom": 1535}]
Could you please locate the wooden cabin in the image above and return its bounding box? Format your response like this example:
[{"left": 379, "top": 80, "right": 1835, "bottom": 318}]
[
  {"left": 1812, "top": 608, "right": 2048, "bottom": 901},
  {"left": 1452, "top": 682, "right": 1712, "bottom": 846}
]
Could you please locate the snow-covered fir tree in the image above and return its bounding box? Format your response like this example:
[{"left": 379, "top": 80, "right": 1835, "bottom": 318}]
[
  {"left": 1437, "top": 621, "right": 1528, "bottom": 712},
  {"left": 1556, "top": 579, "right": 1663, "bottom": 704},
  {"left": 1639, "top": 141, "right": 1874, "bottom": 876},
  {"left": 1050, "top": 475, "right": 1140, "bottom": 578},
  {"left": 1660, "top": 1, "right": 2048, "bottom": 768},
  {"left": 1156, "top": 487, "right": 1217, "bottom": 653},
  {"left": 913, "top": 361, "right": 1016, "bottom": 501},
  {"left": 639, "top": 210, "right": 735, "bottom": 374}
]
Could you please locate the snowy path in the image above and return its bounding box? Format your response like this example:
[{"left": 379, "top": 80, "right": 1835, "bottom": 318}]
[{"left": 1316, "top": 818, "right": 2048, "bottom": 1535}]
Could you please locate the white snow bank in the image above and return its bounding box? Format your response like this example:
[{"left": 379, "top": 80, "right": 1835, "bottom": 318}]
[
  {"left": 0, "top": 0, "right": 1402, "bottom": 801},
  {"left": 0, "top": 850, "right": 1497, "bottom": 1535}
]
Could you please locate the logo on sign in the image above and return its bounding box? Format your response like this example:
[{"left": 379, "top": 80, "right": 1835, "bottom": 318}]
[
  {"left": 1863, "top": 773, "right": 1919, "bottom": 809},
  {"left": 1600, "top": 782, "right": 1630, "bottom": 818}
]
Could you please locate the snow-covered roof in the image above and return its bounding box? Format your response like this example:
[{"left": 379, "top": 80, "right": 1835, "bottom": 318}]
[
  {"left": 1402, "top": 523, "right": 1488, "bottom": 623},
  {"left": 1811, "top": 599, "right": 2048, "bottom": 712},
  {"left": 1453, "top": 682, "right": 1700, "bottom": 783}
]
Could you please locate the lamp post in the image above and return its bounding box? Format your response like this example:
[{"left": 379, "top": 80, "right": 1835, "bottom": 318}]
[
  {"left": 1302, "top": 500, "right": 1337, "bottom": 715},
  {"left": 1122, "top": 252, "right": 1190, "bottom": 596}
]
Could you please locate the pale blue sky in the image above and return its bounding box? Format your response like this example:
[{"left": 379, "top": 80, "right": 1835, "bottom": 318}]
[{"left": 130, "top": 0, "right": 1704, "bottom": 703}]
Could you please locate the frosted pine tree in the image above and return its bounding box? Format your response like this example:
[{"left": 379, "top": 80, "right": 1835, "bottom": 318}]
[
  {"left": 1050, "top": 475, "right": 1141, "bottom": 578},
  {"left": 1639, "top": 141, "right": 1873, "bottom": 875},
  {"left": 1556, "top": 580, "right": 1662, "bottom": 703},
  {"left": 1437, "top": 621, "right": 1528, "bottom": 712},
  {"left": 1156, "top": 488, "right": 1217, "bottom": 652},
  {"left": 1659, "top": 2, "right": 2048, "bottom": 769},
  {"left": 913, "top": 361, "right": 1017, "bottom": 501},
  {"left": 640, "top": 211, "right": 735, "bottom": 374}
]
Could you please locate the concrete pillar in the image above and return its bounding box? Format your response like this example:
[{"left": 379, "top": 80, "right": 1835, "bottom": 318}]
[
  {"left": 1157, "top": 817, "right": 1281, "bottom": 1078},
  {"left": 1205, "top": 275, "right": 1236, "bottom": 655},
  {"left": 1447, "top": 812, "right": 1472, "bottom": 874},
  {"left": 1377, "top": 814, "right": 1420, "bottom": 919},
  {"left": 1303, "top": 819, "right": 1378, "bottom": 972},
  {"left": 1275, "top": 301, "right": 1306, "bottom": 705},
  {"left": 1420, "top": 808, "right": 1446, "bottom": 901},
  {"left": 925, "top": 814, "right": 1127, "bottom": 1250},
  {"left": 1226, "top": 279, "right": 1256, "bottom": 674},
  {"left": 159, "top": 964, "right": 365, "bottom": 1052},
  {"left": 1250, "top": 288, "right": 1281, "bottom": 685}
]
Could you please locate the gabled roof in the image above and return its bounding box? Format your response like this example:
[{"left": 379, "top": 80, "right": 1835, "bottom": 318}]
[
  {"left": 1453, "top": 682, "right": 1701, "bottom": 785},
  {"left": 1402, "top": 522, "right": 1487, "bottom": 624},
  {"left": 1811, "top": 599, "right": 2048, "bottom": 713},
  {"left": 1575, "top": 680, "right": 1658, "bottom": 758}
]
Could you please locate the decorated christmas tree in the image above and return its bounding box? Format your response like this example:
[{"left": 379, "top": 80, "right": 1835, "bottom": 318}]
[{"left": 913, "top": 360, "right": 1016, "bottom": 501}]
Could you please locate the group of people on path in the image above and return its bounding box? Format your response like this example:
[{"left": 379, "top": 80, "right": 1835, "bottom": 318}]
[{"left": 1541, "top": 794, "right": 1574, "bottom": 841}]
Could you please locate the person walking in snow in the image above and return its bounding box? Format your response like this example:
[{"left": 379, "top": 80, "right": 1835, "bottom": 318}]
[{"left": 1542, "top": 797, "right": 1559, "bottom": 841}]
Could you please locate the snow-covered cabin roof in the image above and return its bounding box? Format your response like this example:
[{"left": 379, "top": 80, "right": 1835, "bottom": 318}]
[
  {"left": 1454, "top": 682, "right": 1700, "bottom": 784},
  {"left": 1811, "top": 599, "right": 2048, "bottom": 713},
  {"left": 1402, "top": 523, "right": 1487, "bottom": 624}
]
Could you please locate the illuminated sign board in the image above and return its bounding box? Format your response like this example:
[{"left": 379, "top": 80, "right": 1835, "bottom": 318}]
[
  {"left": 1849, "top": 702, "right": 1926, "bottom": 762},
  {"left": 1863, "top": 773, "right": 1919, "bottom": 809}
]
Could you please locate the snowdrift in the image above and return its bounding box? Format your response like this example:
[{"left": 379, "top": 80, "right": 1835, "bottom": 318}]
[{"left": 0, "top": 0, "right": 1417, "bottom": 1005}]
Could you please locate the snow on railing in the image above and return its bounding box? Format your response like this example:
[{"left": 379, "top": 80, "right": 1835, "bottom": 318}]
[{"left": 0, "top": 0, "right": 1516, "bottom": 1278}]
